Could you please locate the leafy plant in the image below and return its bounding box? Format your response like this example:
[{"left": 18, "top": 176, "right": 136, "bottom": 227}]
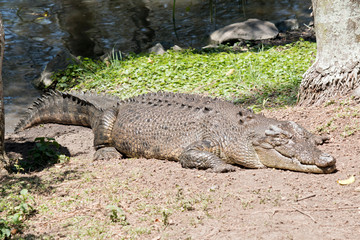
[
  {"left": 11, "top": 137, "right": 66, "bottom": 172},
  {"left": 0, "top": 218, "right": 11, "bottom": 240},
  {"left": 29, "top": 137, "right": 61, "bottom": 165},
  {"left": 0, "top": 189, "right": 35, "bottom": 239},
  {"left": 52, "top": 57, "right": 104, "bottom": 90},
  {"left": 162, "top": 208, "right": 172, "bottom": 226},
  {"left": 106, "top": 205, "right": 129, "bottom": 226}
]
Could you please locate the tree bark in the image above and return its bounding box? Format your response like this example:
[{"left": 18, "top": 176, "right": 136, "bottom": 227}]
[
  {"left": 0, "top": 15, "right": 8, "bottom": 173},
  {"left": 298, "top": 0, "right": 360, "bottom": 105}
]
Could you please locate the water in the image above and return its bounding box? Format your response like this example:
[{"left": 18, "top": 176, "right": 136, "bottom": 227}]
[{"left": 0, "top": 0, "right": 312, "bottom": 133}]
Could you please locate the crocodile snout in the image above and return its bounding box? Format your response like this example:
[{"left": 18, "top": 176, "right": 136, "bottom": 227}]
[{"left": 316, "top": 153, "right": 336, "bottom": 168}]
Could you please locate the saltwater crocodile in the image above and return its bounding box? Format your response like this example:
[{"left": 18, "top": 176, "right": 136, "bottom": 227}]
[{"left": 15, "top": 91, "right": 336, "bottom": 173}]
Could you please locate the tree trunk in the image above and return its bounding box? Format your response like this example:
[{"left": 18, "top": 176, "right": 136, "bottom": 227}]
[
  {"left": 0, "top": 15, "right": 8, "bottom": 173},
  {"left": 298, "top": 0, "right": 360, "bottom": 105}
]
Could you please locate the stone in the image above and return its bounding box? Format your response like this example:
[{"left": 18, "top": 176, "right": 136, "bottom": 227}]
[
  {"left": 210, "top": 18, "right": 279, "bottom": 43},
  {"left": 276, "top": 19, "right": 300, "bottom": 32},
  {"left": 148, "top": 43, "right": 166, "bottom": 55},
  {"left": 33, "top": 49, "right": 79, "bottom": 89},
  {"left": 171, "top": 45, "right": 183, "bottom": 51}
]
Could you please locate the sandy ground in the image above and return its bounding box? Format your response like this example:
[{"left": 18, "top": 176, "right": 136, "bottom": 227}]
[{"left": 2, "top": 97, "right": 360, "bottom": 240}]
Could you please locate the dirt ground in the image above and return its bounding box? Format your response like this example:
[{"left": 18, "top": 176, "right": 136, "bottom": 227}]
[{"left": 1, "top": 96, "right": 359, "bottom": 240}]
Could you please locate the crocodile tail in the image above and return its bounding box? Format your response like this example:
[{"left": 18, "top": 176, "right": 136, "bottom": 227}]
[{"left": 15, "top": 90, "right": 102, "bottom": 132}]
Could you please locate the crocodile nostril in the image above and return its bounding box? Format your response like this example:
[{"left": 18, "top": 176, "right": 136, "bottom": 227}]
[{"left": 316, "top": 153, "right": 336, "bottom": 167}]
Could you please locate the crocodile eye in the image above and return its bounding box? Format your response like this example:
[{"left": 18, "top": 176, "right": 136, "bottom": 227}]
[
  {"left": 238, "top": 115, "right": 254, "bottom": 125},
  {"left": 280, "top": 133, "right": 292, "bottom": 139},
  {"left": 267, "top": 125, "right": 292, "bottom": 138}
]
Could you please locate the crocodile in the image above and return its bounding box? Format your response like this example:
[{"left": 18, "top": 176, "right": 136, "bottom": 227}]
[{"left": 15, "top": 91, "right": 336, "bottom": 173}]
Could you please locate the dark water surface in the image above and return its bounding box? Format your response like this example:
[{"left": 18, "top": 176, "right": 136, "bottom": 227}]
[{"left": 0, "top": 0, "right": 311, "bottom": 133}]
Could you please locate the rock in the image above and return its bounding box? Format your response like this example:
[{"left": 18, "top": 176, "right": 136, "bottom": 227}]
[
  {"left": 276, "top": 19, "right": 299, "bottom": 32},
  {"left": 171, "top": 45, "right": 183, "bottom": 51},
  {"left": 148, "top": 43, "right": 166, "bottom": 55},
  {"left": 33, "top": 49, "right": 80, "bottom": 89},
  {"left": 210, "top": 18, "right": 279, "bottom": 43}
]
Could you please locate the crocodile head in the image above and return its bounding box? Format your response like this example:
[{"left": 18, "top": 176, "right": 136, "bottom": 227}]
[{"left": 252, "top": 121, "right": 336, "bottom": 173}]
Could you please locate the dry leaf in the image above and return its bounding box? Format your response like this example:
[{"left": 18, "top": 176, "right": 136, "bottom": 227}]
[
  {"left": 337, "top": 175, "right": 355, "bottom": 185},
  {"left": 226, "top": 68, "right": 235, "bottom": 76}
]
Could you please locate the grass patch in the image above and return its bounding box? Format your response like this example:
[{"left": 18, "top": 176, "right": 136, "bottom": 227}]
[{"left": 52, "top": 40, "right": 316, "bottom": 110}]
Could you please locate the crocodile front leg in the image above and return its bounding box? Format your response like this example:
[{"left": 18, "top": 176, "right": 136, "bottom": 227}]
[{"left": 179, "top": 140, "right": 236, "bottom": 173}]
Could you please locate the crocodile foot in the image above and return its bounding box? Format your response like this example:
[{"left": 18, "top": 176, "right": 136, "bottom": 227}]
[
  {"left": 94, "top": 147, "right": 122, "bottom": 161},
  {"left": 211, "top": 164, "right": 237, "bottom": 173}
]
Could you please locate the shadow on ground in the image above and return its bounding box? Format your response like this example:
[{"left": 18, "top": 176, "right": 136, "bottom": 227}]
[{"left": 5, "top": 139, "right": 71, "bottom": 173}]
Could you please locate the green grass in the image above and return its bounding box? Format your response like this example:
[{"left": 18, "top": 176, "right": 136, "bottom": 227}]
[{"left": 52, "top": 40, "right": 316, "bottom": 110}]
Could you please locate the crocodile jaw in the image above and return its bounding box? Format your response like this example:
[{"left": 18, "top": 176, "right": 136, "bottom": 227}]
[{"left": 254, "top": 146, "right": 336, "bottom": 174}]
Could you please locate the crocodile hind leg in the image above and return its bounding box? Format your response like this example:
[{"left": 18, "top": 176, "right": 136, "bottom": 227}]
[
  {"left": 179, "top": 140, "right": 236, "bottom": 173},
  {"left": 92, "top": 108, "right": 121, "bottom": 161}
]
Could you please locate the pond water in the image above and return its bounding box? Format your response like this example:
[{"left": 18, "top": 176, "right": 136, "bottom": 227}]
[{"left": 0, "top": 0, "right": 312, "bottom": 133}]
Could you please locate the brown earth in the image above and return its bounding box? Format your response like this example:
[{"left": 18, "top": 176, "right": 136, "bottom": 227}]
[{"left": 1, "top": 97, "right": 360, "bottom": 240}]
